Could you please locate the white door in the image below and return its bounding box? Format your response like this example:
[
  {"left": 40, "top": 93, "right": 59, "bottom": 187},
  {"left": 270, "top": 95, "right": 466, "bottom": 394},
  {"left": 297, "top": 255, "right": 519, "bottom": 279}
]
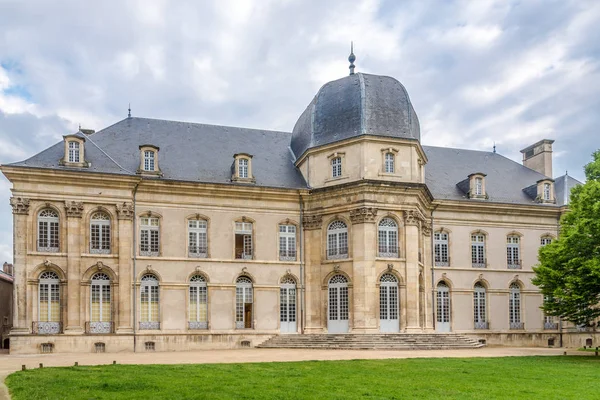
[
  {"left": 328, "top": 275, "right": 349, "bottom": 333},
  {"left": 280, "top": 281, "right": 297, "bottom": 333},
  {"left": 379, "top": 273, "right": 399, "bottom": 333},
  {"left": 436, "top": 282, "right": 451, "bottom": 332}
]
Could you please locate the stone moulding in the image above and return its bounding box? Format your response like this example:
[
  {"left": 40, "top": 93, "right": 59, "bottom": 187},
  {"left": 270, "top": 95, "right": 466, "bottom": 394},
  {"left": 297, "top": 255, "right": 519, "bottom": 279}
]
[
  {"left": 403, "top": 209, "right": 425, "bottom": 226},
  {"left": 116, "top": 202, "right": 134, "bottom": 220},
  {"left": 349, "top": 207, "right": 378, "bottom": 224},
  {"left": 65, "top": 201, "right": 84, "bottom": 218},
  {"left": 302, "top": 214, "right": 322, "bottom": 230},
  {"left": 10, "top": 196, "right": 30, "bottom": 215}
]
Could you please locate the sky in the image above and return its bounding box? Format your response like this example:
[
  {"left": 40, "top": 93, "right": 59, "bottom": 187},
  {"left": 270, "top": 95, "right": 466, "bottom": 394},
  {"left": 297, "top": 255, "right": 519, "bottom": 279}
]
[{"left": 0, "top": 0, "right": 599, "bottom": 262}]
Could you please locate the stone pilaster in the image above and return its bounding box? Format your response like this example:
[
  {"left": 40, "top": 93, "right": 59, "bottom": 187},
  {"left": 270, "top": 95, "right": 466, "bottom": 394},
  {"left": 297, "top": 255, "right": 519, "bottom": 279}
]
[
  {"left": 422, "top": 220, "right": 434, "bottom": 330},
  {"left": 64, "top": 201, "right": 83, "bottom": 334},
  {"left": 116, "top": 202, "right": 133, "bottom": 333},
  {"left": 403, "top": 210, "right": 421, "bottom": 332},
  {"left": 10, "top": 197, "right": 30, "bottom": 334},
  {"left": 302, "top": 214, "right": 323, "bottom": 333}
]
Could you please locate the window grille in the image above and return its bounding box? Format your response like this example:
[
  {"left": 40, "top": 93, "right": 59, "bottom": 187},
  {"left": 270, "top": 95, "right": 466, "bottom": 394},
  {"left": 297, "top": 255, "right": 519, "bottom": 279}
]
[
  {"left": 506, "top": 236, "right": 521, "bottom": 269},
  {"left": 434, "top": 232, "right": 449, "bottom": 266},
  {"left": 473, "top": 283, "right": 487, "bottom": 329},
  {"left": 94, "top": 342, "right": 106, "bottom": 353},
  {"left": 41, "top": 343, "right": 54, "bottom": 353},
  {"left": 279, "top": 224, "right": 296, "bottom": 261},
  {"left": 188, "top": 275, "right": 208, "bottom": 329},
  {"left": 378, "top": 218, "right": 398, "bottom": 257},
  {"left": 436, "top": 282, "right": 450, "bottom": 323},
  {"left": 327, "top": 220, "right": 348, "bottom": 259},
  {"left": 540, "top": 236, "right": 552, "bottom": 246},
  {"left": 90, "top": 212, "right": 110, "bottom": 254},
  {"left": 140, "top": 217, "right": 159, "bottom": 256},
  {"left": 471, "top": 234, "right": 485, "bottom": 268},
  {"left": 68, "top": 141, "right": 80, "bottom": 163},
  {"left": 143, "top": 150, "right": 155, "bottom": 171},
  {"left": 331, "top": 157, "right": 342, "bottom": 178},
  {"left": 238, "top": 158, "right": 249, "bottom": 178},
  {"left": 140, "top": 274, "right": 159, "bottom": 330},
  {"left": 236, "top": 276, "right": 253, "bottom": 329},
  {"left": 384, "top": 152, "right": 395, "bottom": 173},
  {"left": 38, "top": 209, "right": 59, "bottom": 252},
  {"left": 188, "top": 220, "right": 208, "bottom": 257},
  {"left": 509, "top": 283, "right": 522, "bottom": 329},
  {"left": 144, "top": 341, "right": 155, "bottom": 351},
  {"left": 474, "top": 177, "right": 483, "bottom": 196},
  {"left": 235, "top": 222, "right": 253, "bottom": 259}
]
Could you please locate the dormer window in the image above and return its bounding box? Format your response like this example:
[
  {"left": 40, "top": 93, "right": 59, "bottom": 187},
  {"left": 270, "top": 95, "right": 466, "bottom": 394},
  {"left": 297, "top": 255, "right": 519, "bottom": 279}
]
[
  {"left": 536, "top": 179, "right": 554, "bottom": 203},
  {"left": 232, "top": 154, "right": 255, "bottom": 183},
  {"left": 138, "top": 145, "right": 161, "bottom": 175},
  {"left": 68, "top": 141, "right": 80, "bottom": 163},
  {"left": 467, "top": 173, "right": 487, "bottom": 199},
  {"left": 475, "top": 177, "right": 483, "bottom": 196},
  {"left": 543, "top": 183, "right": 551, "bottom": 201},
  {"left": 60, "top": 134, "right": 87, "bottom": 167}
]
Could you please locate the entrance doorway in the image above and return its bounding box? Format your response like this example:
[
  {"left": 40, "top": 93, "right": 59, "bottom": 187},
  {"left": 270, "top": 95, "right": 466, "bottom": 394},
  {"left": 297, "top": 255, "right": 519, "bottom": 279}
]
[
  {"left": 436, "top": 281, "right": 451, "bottom": 332},
  {"left": 379, "top": 273, "right": 399, "bottom": 333},
  {"left": 328, "top": 275, "right": 349, "bottom": 333},
  {"left": 236, "top": 276, "right": 253, "bottom": 329},
  {"left": 280, "top": 276, "right": 297, "bottom": 333}
]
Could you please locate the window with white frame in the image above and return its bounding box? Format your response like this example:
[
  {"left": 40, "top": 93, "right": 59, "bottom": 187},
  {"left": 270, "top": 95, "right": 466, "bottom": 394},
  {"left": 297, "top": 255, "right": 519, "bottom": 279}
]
[
  {"left": 543, "top": 296, "right": 558, "bottom": 330},
  {"left": 378, "top": 218, "right": 398, "bottom": 257},
  {"left": 471, "top": 234, "right": 485, "bottom": 267},
  {"left": 327, "top": 220, "right": 348, "bottom": 259},
  {"left": 235, "top": 221, "right": 253, "bottom": 259},
  {"left": 331, "top": 157, "right": 342, "bottom": 178},
  {"left": 540, "top": 236, "right": 553, "bottom": 246},
  {"left": 89, "top": 273, "right": 111, "bottom": 333},
  {"left": 543, "top": 183, "right": 551, "bottom": 201},
  {"left": 384, "top": 152, "right": 395, "bottom": 173},
  {"left": 473, "top": 283, "right": 487, "bottom": 329},
  {"left": 507, "top": 235, "right": 520, "bottom": 269},
  {"left": 279, "top": 224, "right": 296, "bottom": 261},
  {"left": 140, "top": 216, "right": 159, "bottom": 256},
  {"left": 189, "top": 275, "right": 208, "bottom": 329},
  {"left": 90, "top": 211, "right": 110, "bottom": 254},
  {"left": 188, "top": 219, "right": 208, "bottom": 257},
  {"left": 434, "top": 231, "right": 449, "bottom": 266},
  {"left": 509, "top": 283, "right": 522, "bottom": 329},
  {"left": 236, "top": 276, "right": 253, "bottom": 329},
  {"left": 68, "top": 141, "right": 80, "bottom": 163},
  {"left": 143, "top": 150, "right": 155, "bottom": 171},
  {"left": 38, "top": 271, "right": 61, "bottom": 334},
  {"left": 38, "top": 209, "right": 60, "bottom": 252},
  {"left": 474, "top": 177, "right": 483, "bottom": 196},
  {"left": 238, "top": 158, "right": 249, "bottom": 178},
  {"left": 140, "top": 274, "right": 159, "bottom": 329}
]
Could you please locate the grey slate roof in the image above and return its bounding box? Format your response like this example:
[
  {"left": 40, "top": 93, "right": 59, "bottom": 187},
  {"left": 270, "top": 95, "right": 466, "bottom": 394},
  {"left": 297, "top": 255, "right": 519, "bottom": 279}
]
[
  {"left": 554, "top": 174, "right": 583, "bottom": 206},
  {"left": 290, "top": 73, "right": 420, "bottom": 159},
  {"left": 8, "top": 117, "right": 308, "bottom": 189}
]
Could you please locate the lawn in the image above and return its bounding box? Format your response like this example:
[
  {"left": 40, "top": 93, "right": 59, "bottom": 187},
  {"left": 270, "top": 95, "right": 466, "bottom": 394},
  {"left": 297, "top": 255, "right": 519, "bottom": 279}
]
[{"left": 6, "top": 356, "right": 600, "bottom": 399}]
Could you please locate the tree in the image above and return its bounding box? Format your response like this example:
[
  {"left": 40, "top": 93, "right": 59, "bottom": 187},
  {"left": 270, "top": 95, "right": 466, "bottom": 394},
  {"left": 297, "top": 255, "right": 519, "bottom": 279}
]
[{"left": 532, "top": 150, "right": 600, "bottom": 326}]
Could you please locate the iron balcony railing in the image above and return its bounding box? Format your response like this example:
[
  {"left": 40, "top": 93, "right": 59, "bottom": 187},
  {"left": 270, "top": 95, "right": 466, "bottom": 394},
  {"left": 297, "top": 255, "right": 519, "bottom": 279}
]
[
  {"left": 188, "top": 321, "right": 208, "bottom": 330},
  {"left": 507, "top": 260, "right": 522, "bottom": 270},
  {"left": 139, "top": 321, "right": 160, "bottom": 330},
  {"left": 510, "top": 322, "right": 524, "bottom": 330},
  {"left": 544, "top": 322, "right": 559, "bottom": 330},
  {"left": 472, "top": 258, "right": 487, "bottom": 268},
  {"left": 435, "top": 256, "right": 450, "bottom": 267},
  {"left": 32, "top": 321, "right": 63, "bottom": 335},
  {"left": 85, "top": 321, "right": 114, "bottom": 334},
  {"left": 474, "top": 322, "right": 489, "bottom": 330}
]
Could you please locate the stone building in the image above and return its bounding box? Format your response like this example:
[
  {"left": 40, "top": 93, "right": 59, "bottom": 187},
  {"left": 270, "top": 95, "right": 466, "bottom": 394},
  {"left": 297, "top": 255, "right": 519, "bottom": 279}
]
[
  {"left": 0, "top": 60, "right": 589, "bottom": 354},
  {"left": 0, "top": 262, "right": 13, "bottom": 349}
]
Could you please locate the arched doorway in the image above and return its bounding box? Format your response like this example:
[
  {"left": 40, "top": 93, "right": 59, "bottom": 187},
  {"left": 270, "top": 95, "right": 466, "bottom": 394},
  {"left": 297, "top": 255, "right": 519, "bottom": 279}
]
[
  {"left": 90, "top": 272, "right": 112, "bottom": 333},
  {"left": 236, "top": 276, "right": 253, "bottom": 329},
  {"left": 279, "top": 276, "right": 297, "bottom": 333},
  {"left": 436, "top": 281, "right": 451, "bottom": 332},
  {"left": 328, "top": 274, "right": 349, "bottom": 333},
  {"left": 379, "top": 273, "right": 399, "bottom": 333}
]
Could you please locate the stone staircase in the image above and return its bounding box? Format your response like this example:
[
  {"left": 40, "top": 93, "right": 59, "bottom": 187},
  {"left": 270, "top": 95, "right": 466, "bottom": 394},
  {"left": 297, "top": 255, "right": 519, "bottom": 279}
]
[{"left": 258, "top": 333, "right": 484, "bottom": 350}]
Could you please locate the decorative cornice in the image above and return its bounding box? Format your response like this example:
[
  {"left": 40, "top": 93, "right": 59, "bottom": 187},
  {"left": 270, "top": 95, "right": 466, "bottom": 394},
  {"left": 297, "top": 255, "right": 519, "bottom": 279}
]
[
  {"left": 116, "top": 202, "right": 134, "bottom": 220},
  {"left": 302, "top": 214, "right": 323, "bottom": 230},
  {"left": 403, "top": 209, "right": 424, "bottom": 226},
  {"left": 64, "top": 201, "right": 84, "bottom": 218},
  {"left": 349, "top": 207, "right": 378, "bottom": 224},
  {"left": 10, "top": 197, "right": 30, "bottom": 215}
]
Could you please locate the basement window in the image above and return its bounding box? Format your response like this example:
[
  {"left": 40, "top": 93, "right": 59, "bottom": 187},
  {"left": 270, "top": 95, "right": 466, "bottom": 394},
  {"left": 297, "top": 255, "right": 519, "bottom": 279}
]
[
  {"left": 94, "top": 342, "right": 106, "bottom": 353},
  {"left": 41, "top": 343, "right": 54, "bottom": 353},
  {"left": 145, "top": 341, "right": 155, "bottom": 351}
]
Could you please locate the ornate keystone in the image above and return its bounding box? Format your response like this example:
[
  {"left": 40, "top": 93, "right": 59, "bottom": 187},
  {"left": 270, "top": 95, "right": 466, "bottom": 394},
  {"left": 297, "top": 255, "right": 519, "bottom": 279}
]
[
  {"left": 10, "top": 197, "right": 30, "bottom": 215},
  {"left": 116, "top": 202, "right": 134, "bottom": 220},
  {"left": 403, "top": 209, "right": 424, "bottom": 226},
  {"left": 349, "top": 207, "right": 378, "bottom": 224},
  {"left": 302, "top": 214, "right": 323, "bottom": 230},
  {"left": 65, "top": 201, "right": 84, "bottom": 218}
]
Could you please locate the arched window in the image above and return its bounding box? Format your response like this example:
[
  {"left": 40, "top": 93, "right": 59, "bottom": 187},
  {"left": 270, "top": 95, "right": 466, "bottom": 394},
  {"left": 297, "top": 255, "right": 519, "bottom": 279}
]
[
  {"left": 436, "top": 281, "right": 450, "bottom": 332},
  {"left": 434, "top": 231, "right": 449, "bottom": 266},
  {"left": 509, "top": 283, "right": 522, "bottom": 329},
  {"left": 473, "top": 283, "right": 487, "bottom": 329},
  {"left": 331, "top": 157, "right": 342, "bottom": 178},
  {"left": 379, "top": 273, "right": 399, "bottom": 332},
  {"left": 327, "top": 220, "right": 348, "bottom": 259},
  {"left": 188, "top": 219, "right": 208, "bottom": 258},
  {"left": 378, "top": 218, "right": 398, "bottom": 257},
  {"left": 384, "top": 152, "right": 395, "bottom": 173},
  {"left": 89, "top": 273, "right": 112, "bottom": 333},
  {"left": 140, "top": 274, "right": 159, "bottom": 330},
  {"left": 189, "top": 275, "right": 208, "bottom": 329},
  {"left": 507, "top": 235, "right": 521, "bottom": 269},
  {"left": 90, "top": 212, "right": 111, "bottom": 254},
  {"left": 279, "top": 224, "right": 297, "bottom": 261},
  {"left": 37, "top": 271, "right": 61, "bottom": 334},
  {"left": 328, "top": 275, "right": 349, "bottom": 333},
  {"left": 471, "top": 233, "right": 485, "bottom": 268},
  {"left": 236, "top": 276, "right": 253, "bottom": 329},
  {"left": 68, "top": 141, "right": 80, "bottom": 163},
  {"left": 280, "top": 276, "right": 297, "bottom": 333},
  {"left": 38, "top": 209, "right": 59, "bottom": 252},
  {"left": 540, "top": 236, "right": 553, "bottom": 246},
  {"left": 140, "top": 216, "right": 159, "bottom": 256}
]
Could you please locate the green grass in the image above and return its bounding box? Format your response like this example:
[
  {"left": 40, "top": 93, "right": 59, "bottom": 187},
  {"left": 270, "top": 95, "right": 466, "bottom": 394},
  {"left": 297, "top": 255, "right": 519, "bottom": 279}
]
[
  {"left": 578, "top": 347, "right": 599, "bottom": 352},
  {"left": 6, "top": 356, "right": 600, "bottom": 399}
]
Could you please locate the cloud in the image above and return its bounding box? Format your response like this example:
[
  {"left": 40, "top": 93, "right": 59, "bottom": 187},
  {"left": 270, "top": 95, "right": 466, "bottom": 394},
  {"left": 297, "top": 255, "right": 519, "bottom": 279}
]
[{"left": 0, "top": 0, "right": 599, "bottom": 262}]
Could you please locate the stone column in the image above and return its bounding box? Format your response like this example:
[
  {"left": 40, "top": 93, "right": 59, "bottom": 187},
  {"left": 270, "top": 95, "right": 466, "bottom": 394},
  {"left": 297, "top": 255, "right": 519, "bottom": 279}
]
[
  {"left": 64, "top": 201, "right": 84, "bottom": 334},
  {"left": 116, "top": 202, "right": 134, "bottom": 333},
  {"left": 403, "top": 210, "right": 422, "bottom": 332},
  {"left": 302, "top": 214, "right": 323, "bottom": 333},
  {"left": 10, "top": 197, "right": 30, "bottom": 334},
  {"left": 349, "top": 207, "right": 378, "bottom": 333}
]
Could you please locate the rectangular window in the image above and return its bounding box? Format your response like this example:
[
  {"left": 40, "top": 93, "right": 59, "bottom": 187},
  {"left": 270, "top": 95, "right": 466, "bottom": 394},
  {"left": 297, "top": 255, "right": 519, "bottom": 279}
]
[
  {"left": 509, "top": 291, "right": 521, "bottom": 327},
  {"left": 507, "top": 236, "right": 520, "bottom": 269},
  {"left": 434, "top": 232, "right": 449, "bottom": 266},
  {"left": 279, "top": 225, "right": 296, "bottom": 261},
  {"left": 235, "top": 222, "right": 253, "bottom": 259},
  {"left": 238, "top": 159, "right": 249, "bottom": 178},
  {"left": 90, "top": 223, "right": 110, "bottom": 253},
  {"left": 384, "top": 153, "right": 394, "bottom": 173},
  {"left": 331, "top": 157, "right": 342, "bottom": 178},
  {"left": 38, "top": 220, "right": 59, "bottom": 252},
  {"left": 140, "top": 285, "right": 159, "bottom": 323},
  {"left": 140, "top": 217, "right": 159, "bottom": 256},
  {"left": 144, "top": 151, "right": 155, "bottom": 171},
  {"left": 475, "top": 177, "right": 483, "bottom": 196},
  {"left": 543, "top": 183, "right": 551, "bottom": 200},
  {"left": 471, "top": 234, "right": 485, "bottom": 267},
  {"left": 540, "top": 237, "right": 552, "bottom": 246},
  {"left": 188, "top": 220, "right": 208, "bottom": 257},
  {"left": 68, "top": 141, "right": 80, "bottom": 163}
]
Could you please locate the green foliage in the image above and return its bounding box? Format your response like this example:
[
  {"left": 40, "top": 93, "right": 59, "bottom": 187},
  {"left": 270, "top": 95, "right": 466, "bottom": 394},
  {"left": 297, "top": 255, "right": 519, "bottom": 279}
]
[
  {"left": 5, "top": 357, "right": 600, "bottom": 400},
  {"left": 533, "top": 150, "right": 600, "bottom": 325}
]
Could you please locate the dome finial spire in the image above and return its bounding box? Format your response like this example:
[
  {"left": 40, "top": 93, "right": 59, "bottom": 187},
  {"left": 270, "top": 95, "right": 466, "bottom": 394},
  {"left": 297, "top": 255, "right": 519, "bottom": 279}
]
[{"left": 348, "top": 41, "right": 356, "bottom": 75}]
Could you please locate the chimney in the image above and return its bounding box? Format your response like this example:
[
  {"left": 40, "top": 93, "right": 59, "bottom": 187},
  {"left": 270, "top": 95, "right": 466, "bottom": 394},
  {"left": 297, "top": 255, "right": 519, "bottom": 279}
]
[
  {"left": 520, "top": 139, "right": 554, "bottom": 178},
  {"left": 80, "top": 128, "right": 95, "bottom": 135}
]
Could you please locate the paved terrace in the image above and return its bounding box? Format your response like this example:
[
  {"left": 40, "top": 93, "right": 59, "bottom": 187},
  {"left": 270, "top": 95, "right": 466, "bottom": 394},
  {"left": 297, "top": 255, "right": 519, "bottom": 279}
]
[{"left": 0, "top": 347, "right": 588, "bottom": 400}]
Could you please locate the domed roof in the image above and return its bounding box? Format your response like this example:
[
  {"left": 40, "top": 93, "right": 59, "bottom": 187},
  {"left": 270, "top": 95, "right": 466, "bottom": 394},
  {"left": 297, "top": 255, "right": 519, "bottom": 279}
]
[{"left": 290, "top": 72, "right": 420, "bottom": 159}]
